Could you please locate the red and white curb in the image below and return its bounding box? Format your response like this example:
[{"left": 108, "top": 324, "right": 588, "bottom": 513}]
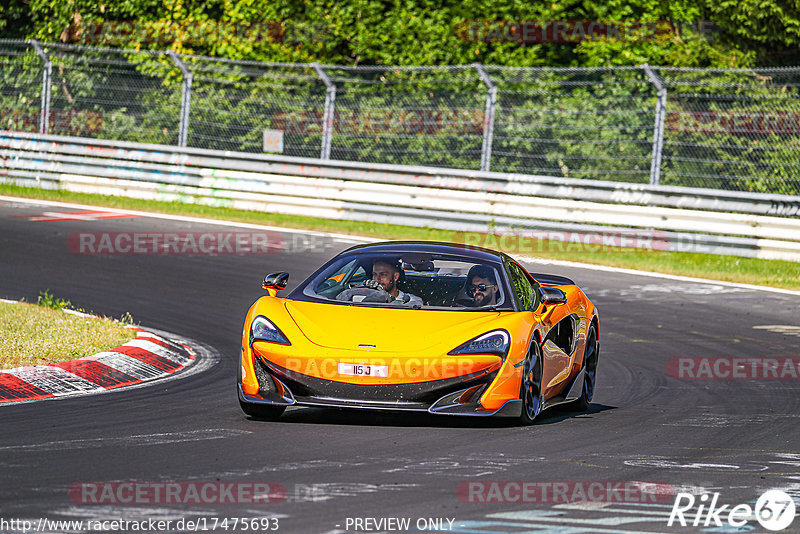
[{"left": 0, "top": 328, "right": 198, "bottom": 404}]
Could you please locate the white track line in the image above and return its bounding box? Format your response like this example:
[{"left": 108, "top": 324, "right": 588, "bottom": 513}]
[
  {"left": 517, "top": 256, "right": 800, "bottom": 296},
  {"left": 0, "top": 195, "right": 370, "bottom": 243},
  {"left": 2, "top": 194, "right": 798, "bottom": 296}
]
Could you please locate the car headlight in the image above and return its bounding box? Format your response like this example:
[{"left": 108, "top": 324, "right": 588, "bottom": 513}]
[
  {"left": 448, "top": 330, "right": 510, "bottom": 357},
  {"left": 250, "top": 316, "right": 291, "bottom": 346}
]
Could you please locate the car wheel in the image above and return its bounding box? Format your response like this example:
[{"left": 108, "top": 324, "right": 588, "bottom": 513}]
[
  {"left": 240, "top": 356, "right": 286, "bottom": 420},
  {"left": 573, "top": 322, "right": 599, "bottom": 412},
  {"left": 239, "top": 400, "right": 286, "bottom": 420},
  {"left": 519, "top": 342, "right": 544, "bottom": 425}
]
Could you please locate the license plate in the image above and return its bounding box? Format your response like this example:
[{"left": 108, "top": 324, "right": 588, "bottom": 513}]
[{"left": 337, "top": 363, "right": 389, "bottom": 377}]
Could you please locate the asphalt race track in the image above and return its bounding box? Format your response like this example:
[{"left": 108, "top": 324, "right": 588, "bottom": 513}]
[{"left": 1, "top": 197, "right": 800, "bottom": 534}]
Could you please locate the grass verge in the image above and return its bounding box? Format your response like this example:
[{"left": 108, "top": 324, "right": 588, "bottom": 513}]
[
  {"left": 0, "top": 298, "right": 136, "bottom": 369},
  {"left": 1, "top": 183, "right": 799, "bottom": 290}
]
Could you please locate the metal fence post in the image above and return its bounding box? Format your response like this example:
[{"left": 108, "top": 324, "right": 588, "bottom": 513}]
[
  {"left": 643, "top": 65, "right": 667, "bottom": 186},
  {"left": 474, "top": 64, "right": 497, "bottom": 173},
  {"left": 313, "top": 63, "right": 336, "bottom": 160},
  {"left": 167, "top": 50, "right": 192, "bottom": 147},
  {"left": 29, "top": 40, "right": 52, "bottom": 135}
]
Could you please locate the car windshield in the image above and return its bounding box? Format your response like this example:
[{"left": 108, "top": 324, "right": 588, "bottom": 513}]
[{"left": 290, "top": 251, "right": 511, "bottom": 311}]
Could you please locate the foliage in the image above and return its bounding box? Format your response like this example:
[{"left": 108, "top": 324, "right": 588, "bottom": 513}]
[
  {"left": 0, "top": 300, "right": 137, "bottom": 368},
  {"left": 2, "top": 1, "right": 799, "bottom": 193},
  {"left": 36, "top": 289, "right": 71, "bottom": 310},
  {"left": 14, "top": 0, "right": 800, "bottom": 67}
]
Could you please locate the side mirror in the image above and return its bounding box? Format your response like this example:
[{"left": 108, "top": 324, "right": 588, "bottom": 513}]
[
  {"left": 262, "top": 272, "right": 289, "bottom": 293},
  {"left": 540, "top": 287, "right": 567, "bottom": 306}
]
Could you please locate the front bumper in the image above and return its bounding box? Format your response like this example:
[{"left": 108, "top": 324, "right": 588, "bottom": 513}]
[{"left": 239, "top": 357, "right": 521, "bottom": 418}]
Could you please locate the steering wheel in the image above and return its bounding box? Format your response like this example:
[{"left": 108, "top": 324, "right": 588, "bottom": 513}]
[
  {"left": 455, "top": 295, "right": 476, "bottom": 307},
  {"left": 452, "top": 287, "right": 477, "bottom": 307},
  {"left": 335, "top": 287, "right": 393, "bottom": 303}
]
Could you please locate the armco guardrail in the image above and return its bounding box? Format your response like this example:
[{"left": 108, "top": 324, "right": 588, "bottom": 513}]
[{"left": 1, "top": 130, "right": 799, "bottom": 261}]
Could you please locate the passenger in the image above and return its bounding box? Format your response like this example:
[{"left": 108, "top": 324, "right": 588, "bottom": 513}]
[{"left": 465, "top": 265, "right": 499, "bottom": 307}]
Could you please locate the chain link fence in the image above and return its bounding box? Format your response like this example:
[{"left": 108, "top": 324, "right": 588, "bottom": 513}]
[
  {"left": 659, "top": 68, "right": 800, "bottom": 195},
  {"left": 2, "top": 39, "right": 799, "bottom": 195}
]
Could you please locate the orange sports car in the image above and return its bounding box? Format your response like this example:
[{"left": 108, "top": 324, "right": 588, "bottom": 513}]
[{"left": 238, "top": 241, "right": 599, "bottom": 424}]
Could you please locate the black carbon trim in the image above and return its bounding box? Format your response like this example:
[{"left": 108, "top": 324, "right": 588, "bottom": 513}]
[
  {"left": 257, "top": 357, "right": 499, "bottom": 405},
  {"left": 292, "top": 396, "right": 429, "bottom": 411},
  {"left": 530, "top": 273, "right": 575, "bottom": 286}
]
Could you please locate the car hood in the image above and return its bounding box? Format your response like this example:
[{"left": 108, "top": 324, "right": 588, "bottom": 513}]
[{"left": 283, "top": 300, "right": 502, "bottom": 352}]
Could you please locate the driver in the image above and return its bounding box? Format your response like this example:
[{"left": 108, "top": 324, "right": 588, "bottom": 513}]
[
  {"left": 366, "top": 259, "right": 423, "bottom": 306},
  {"left": 336, "top": 259, "right": 423, "bottom": 307}
]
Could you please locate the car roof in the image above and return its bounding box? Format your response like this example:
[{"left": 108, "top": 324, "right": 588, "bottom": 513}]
[{"left": 341, "top": 241, "right": 508, "bottom": 263}]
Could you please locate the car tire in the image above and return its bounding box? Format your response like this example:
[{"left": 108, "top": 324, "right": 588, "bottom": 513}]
[
  {"left": 519, "top": 342, "right": 544, "bottom": 425},
  {"left": 573, "top": 322, "right": 599, "bottom": 412},
  {"left": 239, "top": 400, "right": 286, "bottom": 420},
  {"left": 240, "top": 356, "right": 287, "bottom": 420}
]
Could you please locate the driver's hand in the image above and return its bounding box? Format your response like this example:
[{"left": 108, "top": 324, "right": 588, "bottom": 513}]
[{"left": 362, "top": 279, "right": 384, "bottom": 291}]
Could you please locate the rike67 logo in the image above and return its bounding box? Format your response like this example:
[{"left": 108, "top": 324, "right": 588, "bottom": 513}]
[{"left": 668, "top": 490, "right": 796, "bottom": 531}]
